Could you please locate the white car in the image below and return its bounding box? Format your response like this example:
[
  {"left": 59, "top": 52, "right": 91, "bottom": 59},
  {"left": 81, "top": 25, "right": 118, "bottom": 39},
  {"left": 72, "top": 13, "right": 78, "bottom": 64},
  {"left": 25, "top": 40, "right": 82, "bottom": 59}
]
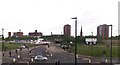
[
  {"left": 19, "top": 45, "right": 26, "bottom": 48},
  {"left": 34, "top": 55, "right": 48, "bottom": 61}
]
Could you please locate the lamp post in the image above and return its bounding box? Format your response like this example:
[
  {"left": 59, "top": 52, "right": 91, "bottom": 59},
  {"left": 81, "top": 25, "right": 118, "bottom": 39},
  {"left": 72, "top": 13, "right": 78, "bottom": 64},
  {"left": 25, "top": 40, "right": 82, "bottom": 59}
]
[
  {"left": 71, "top": 17, "right": 77, "bottom": 65},
  {"left": 91, "top": 32, "right": 93, "bottom": 57},
  {"left": 108, "top": 25, "right": 112, "bottom": 65},
  {"left": 2, "top": 28, "right": 4, "bottom": 51}
]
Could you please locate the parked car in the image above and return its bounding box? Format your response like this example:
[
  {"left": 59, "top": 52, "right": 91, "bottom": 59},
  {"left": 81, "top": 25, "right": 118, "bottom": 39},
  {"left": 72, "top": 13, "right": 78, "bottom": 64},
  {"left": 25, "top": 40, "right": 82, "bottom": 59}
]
[
  {"left": 34, "top": 55, "right": 48, "bottom": 61},
  {"left": 61, "top": 44, "right": 71, "bottom": 49},
  {"left": 19, "top": 45, "right": 26, "bottom": 49}
]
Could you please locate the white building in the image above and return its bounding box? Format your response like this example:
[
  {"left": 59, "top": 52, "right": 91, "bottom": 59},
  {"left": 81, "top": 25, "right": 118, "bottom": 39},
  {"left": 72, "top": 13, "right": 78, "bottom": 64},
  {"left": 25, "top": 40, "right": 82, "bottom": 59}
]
[{"left": 85, "top": 36, "right": 97, "bottom": 45}]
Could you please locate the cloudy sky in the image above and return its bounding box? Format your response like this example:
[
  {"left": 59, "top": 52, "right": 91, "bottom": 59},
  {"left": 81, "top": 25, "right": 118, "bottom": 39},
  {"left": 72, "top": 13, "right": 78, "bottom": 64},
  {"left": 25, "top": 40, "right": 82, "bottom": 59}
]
[{"left": 0, "top": 0, "right": 119, "bottom": 37}]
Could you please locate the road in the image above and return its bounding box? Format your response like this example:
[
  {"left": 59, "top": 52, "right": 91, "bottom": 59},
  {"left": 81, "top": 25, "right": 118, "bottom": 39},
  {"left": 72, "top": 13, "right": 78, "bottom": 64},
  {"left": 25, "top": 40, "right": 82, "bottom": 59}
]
[
  {"left": 45, "top": 43, "right": 88, "bottom": 63},
  {"left": 2, "top": 42, "right": 119, "bottom": 64}
]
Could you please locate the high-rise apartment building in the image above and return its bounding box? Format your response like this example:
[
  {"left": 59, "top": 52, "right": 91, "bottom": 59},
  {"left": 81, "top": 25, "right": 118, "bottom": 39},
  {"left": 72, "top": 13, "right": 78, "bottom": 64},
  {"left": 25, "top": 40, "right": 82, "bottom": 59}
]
[
  {"left": 97, "top": 24, "right": 109, "bottom": 39},
  {"left": 63, "top": 24, "right": 71, "bottom": 36}
]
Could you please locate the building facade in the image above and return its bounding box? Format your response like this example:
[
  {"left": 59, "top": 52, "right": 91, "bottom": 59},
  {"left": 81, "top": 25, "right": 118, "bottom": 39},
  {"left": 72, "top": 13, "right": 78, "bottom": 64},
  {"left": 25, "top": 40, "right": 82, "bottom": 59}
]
[
  {"left": 13, "top": 32, "right": 23, "bottom": 37},
  {"left": 85, "top": 36, "right": 97, "bottom": 45},
  {"left": 63, "top": 24, "right": 71, "bottom": 36},
  {"left": 8, "top": 32, "right": 11, "bottom": 38},
  {"left": 97, "top": 24, "right": 109, "bottom": 39},
  {"left": 28, "top": 30, "right": 42, "bottom": 37}
]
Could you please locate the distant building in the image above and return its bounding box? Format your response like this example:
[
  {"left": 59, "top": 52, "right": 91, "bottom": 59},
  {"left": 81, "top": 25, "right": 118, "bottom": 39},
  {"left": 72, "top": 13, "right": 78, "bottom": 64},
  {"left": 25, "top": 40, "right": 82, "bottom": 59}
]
[
  {"left": 97, "top": 24, "right": 109, "bottom": 39},
  {"left": 28, "top": 30, "right": 42, "bottom": 37},
  {"left": 13, "top": 32, "right": 23, "bottom": 37},
  {"left": 8, "top": 32, "right": 12, "bottom": 40},
  {"left": 8, "top": 32, "right": 11, "bottom": 38},
  {"left": 80, "top": 26, "right": 83, "bottom": 36},
  {"left": 63, "top": 24, "right": 71, "bottom": 36}
]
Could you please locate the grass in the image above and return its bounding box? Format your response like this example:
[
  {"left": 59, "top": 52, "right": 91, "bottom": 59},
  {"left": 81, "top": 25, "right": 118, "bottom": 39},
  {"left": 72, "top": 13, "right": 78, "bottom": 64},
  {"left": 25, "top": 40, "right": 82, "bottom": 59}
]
[
  {"left": 71, "top": 43, "right": 119, "bottom": 58},
  {"left": 2, "top": 43, "right": 36, "bottom": 51}
]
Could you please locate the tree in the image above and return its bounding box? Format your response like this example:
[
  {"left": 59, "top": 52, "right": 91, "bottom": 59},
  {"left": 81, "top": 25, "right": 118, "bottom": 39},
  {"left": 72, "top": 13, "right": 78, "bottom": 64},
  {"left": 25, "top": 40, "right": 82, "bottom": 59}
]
[{"left": 76, "top": 36, "right": 85, "bottom": 43}]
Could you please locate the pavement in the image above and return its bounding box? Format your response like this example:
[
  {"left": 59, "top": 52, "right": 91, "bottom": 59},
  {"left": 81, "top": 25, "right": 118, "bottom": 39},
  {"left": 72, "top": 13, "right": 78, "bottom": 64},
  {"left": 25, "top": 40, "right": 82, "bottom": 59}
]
[{"left": 2, "top": 45, "right": 39, "bottom": 63}]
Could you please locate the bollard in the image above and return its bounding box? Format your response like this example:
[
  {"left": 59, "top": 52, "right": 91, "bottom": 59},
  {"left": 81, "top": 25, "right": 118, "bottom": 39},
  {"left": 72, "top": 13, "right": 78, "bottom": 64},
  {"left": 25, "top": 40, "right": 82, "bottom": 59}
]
[
  {"left": 29, "top": 50, "right": 31, "bottom": 54},
  {"left": 15, "top": 49, "right": 18, "bottom": 54},
  {"left": 55, "top": 61, "right": 57, "bottom": 65},
  {"left": 48, "top": 44, "right": 50, "bottom": 48},
  {"left": 3, "top": 52, "right": 4, "bottom": 56},
  {"left": 50, "top": 53, "right": 53, "bottom": 57},
  {"left": 31, "top": 58, "right": 34, "bottom": 62},
  {"left": 27, "top": 62, "right": 29, "bottom": 65},
  {"left": 13, "top": 58, "right": 16, "bottom": 63},
  {"left": 20, "top": 48, "right": 22, "bottom": 51},
  {"left": 9, "top": 51, "right": 11, "bottom": 57},
  {"left": 88, "top": 59, "right": 91, "bottom": 63},
  {"left": 76, "top": 54, "right": 79, "bottom": 58},
  {"left": 17, "top": 55, "right": 20, "bottom": 59},
  {"left": 58, "top": 60, "right": 60, "bottom": 65},
  {"left": 46, "top": 50, "right": 48, "bottom": 52},
  {"left": 55, "top": 60, "right": 60, "bottom": 65},
  {"left": 105, "top": 59, "right": 108, "bottom": 63}
]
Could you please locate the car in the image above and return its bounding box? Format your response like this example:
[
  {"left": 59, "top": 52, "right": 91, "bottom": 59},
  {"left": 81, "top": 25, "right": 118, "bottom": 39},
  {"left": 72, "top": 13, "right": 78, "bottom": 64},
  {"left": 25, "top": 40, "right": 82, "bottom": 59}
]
[
  {"left": 61, "top": 45, "right": 69, "bottom": 49},
  {"left": 34, "top": 55, "right": 48, "bottom": 61},
  {"left": 41, "top": 41, "right": 50, "bottom": 45},
  {"left": 19, "top": 45, "right": 26, "bottom": 49}
]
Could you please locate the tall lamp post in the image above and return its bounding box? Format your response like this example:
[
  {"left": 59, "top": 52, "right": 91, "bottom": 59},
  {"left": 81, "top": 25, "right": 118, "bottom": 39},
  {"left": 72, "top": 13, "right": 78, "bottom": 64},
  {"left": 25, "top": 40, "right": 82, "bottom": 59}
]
[
  {"left": 2, "top": 28, "right": 4, "bottom": 51},
  {"left": 91, "top": 32, "right": 93, "bottom": 57},
  {"left": 108, "top": 25, "right": 112, "bottom": 65},
  {"left": 71, "top": 17, "right": 77, "bottom": 65}
]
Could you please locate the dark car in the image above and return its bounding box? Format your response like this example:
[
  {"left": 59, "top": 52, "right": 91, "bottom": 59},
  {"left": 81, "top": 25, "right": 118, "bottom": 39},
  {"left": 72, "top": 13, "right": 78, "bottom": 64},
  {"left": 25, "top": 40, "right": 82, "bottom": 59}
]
[{"left": 60, "top": 44, "right": 71, "bottom": 49}]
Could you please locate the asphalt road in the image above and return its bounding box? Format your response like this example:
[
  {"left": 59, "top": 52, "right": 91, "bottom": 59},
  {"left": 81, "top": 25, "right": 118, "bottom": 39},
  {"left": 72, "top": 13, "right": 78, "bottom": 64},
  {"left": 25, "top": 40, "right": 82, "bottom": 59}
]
[
  {"left": 2, "top": 42, "right": 119, "bottom": 64},
  {"left": 31, "top": 43, "right": 88, "bottom": 63},
  {"left": 46, "top": 43, "right": 88, "bottom": 63}
]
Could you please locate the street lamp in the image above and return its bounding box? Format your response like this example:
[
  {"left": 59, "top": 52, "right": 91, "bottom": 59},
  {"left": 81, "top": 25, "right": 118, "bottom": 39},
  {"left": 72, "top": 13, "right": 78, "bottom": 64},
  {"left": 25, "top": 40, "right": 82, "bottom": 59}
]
[
  {"left": 2, "top": 28, "right": 4, "bottom": 51},
  {"left": 91, "top": 32, "right": 93, "bottom": 57},
  {"left": 108, "top": 25, "right": 112, "bottom": 65},
  {"left": 71, "top": 17, "right": 77, "bottom": 65}
]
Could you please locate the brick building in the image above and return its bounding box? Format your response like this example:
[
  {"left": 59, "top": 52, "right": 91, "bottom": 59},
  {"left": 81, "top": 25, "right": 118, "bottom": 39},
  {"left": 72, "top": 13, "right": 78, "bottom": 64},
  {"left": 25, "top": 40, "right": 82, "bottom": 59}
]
[
  {"left": 97, "top": 24, "right": 109, "bottom": 39},
  {"left": 13, "top": 32, "right": 23, "bottom": 37},
  {"left": 28, "top": 30, "right": 42, "bottom": 37},
  {"left": 63, "top": 24, "right": 71, "bottom": 36}
]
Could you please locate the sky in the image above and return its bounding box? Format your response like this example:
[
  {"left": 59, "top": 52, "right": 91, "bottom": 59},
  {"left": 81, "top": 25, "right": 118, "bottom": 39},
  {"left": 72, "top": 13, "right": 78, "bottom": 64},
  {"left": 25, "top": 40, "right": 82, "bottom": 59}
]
[{"left": 0, "top": 0, "right": 119, "bottom": 37}]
